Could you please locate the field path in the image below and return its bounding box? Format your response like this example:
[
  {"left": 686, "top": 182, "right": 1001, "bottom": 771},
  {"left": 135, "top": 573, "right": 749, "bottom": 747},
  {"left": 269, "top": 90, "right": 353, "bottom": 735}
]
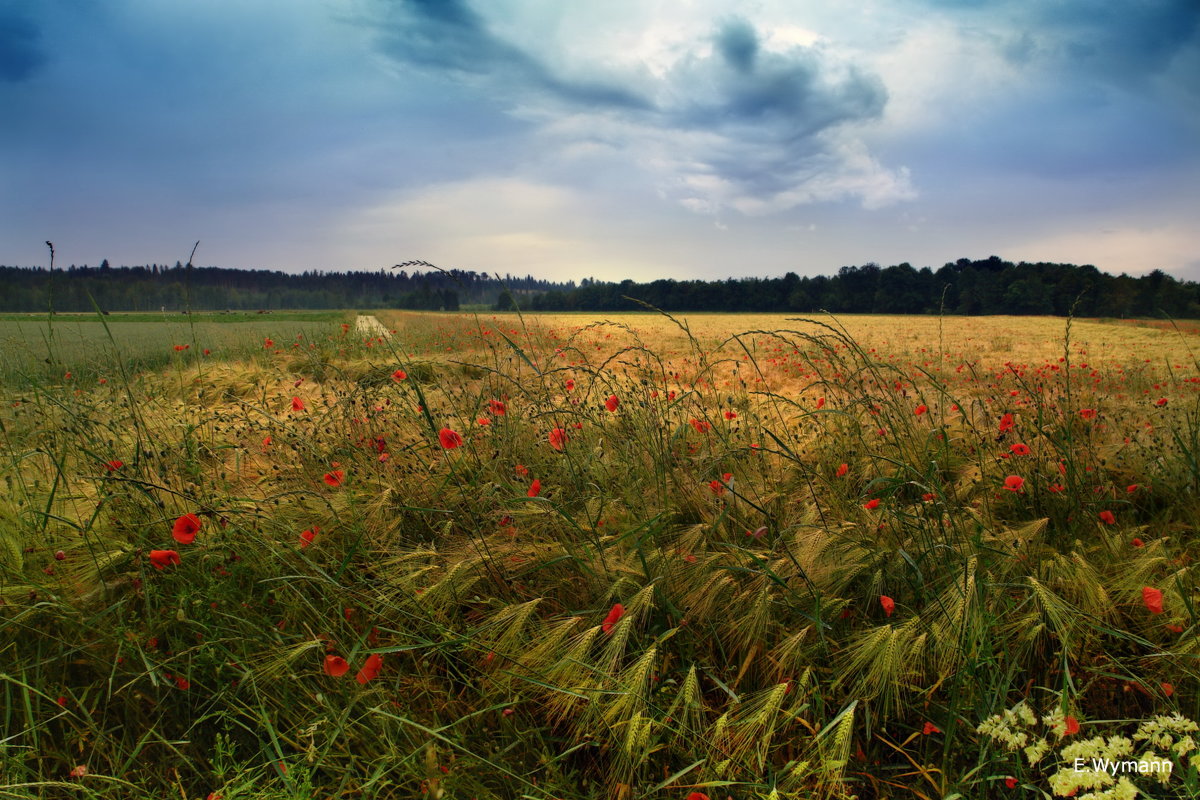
[{"left": 355, "top": 314, "right": 391, "bottom": 339}]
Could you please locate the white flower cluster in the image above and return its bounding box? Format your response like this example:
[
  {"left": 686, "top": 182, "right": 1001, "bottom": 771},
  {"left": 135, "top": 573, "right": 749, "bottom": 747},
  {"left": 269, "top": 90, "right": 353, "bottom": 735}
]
[
  {"left": 1075, "top": 776, "right": 1139, "bottom": 800},
  {"left": 977, "top": 701, "right": 1035, "bottom": 752},
  {"left": 1049, "top": 736, "right": 1137, "bottom": 798},
  {"left": 1133, "top": 714, "right": 1200, "bottom": 773},
  {"left": 1044, "top": 708, "right": 1072, "bottom": 740},
  {"left": 1025, "top": 738, "right": 1051, "bottom": 767},
  {"left": 978, "top": 701, "right": 1200, "bottom": 798},
  {"left": 1048, "top": 762, "right": 1113, "bottom": 795}
]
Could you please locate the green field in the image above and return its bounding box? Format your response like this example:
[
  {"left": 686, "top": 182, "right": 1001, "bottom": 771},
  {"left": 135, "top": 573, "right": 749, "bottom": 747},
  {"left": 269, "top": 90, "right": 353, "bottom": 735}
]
[
  {"left": 1, "top": 310, "right": 1197, "bottom": 799},
  {"left": 0, "top": 311, "right": 352, "bottom": 385}
]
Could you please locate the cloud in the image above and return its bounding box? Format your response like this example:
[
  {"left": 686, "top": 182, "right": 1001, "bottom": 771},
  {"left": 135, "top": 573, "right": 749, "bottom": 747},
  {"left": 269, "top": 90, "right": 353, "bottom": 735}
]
[
  {"left": 910, "top": 0, "right": 1200, "bottom": 94},
  {"left": 1033, "top": 0, "right": 1200, "bottom": 81},
  {"left": 369, "top": 0, "right": 648, "bottom": 110},
  {"left": 715, "top": 17, "right": 759, "bottom": 73},
  {"left": 0, "top": 3, "right": 46, "bottom": 82},
  {"left": 366, "top": 4, "right": 913, "bottom": 215}
]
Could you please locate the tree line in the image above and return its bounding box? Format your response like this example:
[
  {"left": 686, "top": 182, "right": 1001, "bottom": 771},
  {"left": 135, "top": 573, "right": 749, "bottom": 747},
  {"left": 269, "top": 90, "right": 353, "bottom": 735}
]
[
  {"left": 520, "top": 257, "right": 1200, "bottom": 318},
  {"left": 1, "top": 256, "right": 1194, "bottom": 318},
  {"left": 0, "top": 262, "right": 573, "bottom": 312}
]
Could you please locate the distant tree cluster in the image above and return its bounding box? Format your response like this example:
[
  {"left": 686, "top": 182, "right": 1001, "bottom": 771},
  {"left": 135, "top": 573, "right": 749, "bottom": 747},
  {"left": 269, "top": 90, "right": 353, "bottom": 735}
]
[
  {"left": 0, "top": 263, "right": 573, "bottom": 312},
  {"left": 1, "top": 257, "right": 1194, "bottom": 318},
  {"left": 524, "top": 257, "right": 1200, "bottom": 318}
]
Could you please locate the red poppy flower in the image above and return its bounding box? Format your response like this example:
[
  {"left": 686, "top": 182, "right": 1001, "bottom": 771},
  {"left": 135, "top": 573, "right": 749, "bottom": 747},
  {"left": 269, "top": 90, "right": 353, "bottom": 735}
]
[
  {"left": 1131, "top": 537, "right": 1144, "bottom": 547},
  {"left": 1143, "top": 586, "right": 1164, "bottom": 614},
  {"left": 708, "top": 479, "right": 725, "bottom": 496},
  {"left": 263, "top": 338, "right": 274, "bottom": 349},
  {"left": 1162, "top": 682, "right": 1174, "bottom": 696},
  {"left": 605, "top": 394, "right": 619, "bottom": 412},
  {"left": 439, "top": 428, "right": 464, "bottom": 449},
  {"left": 816, "top": 397, "right": 825, "bottom": 409},
  {"left": 880, "top": 595, "right": 895, "bottom": 617},
  {"left": 261, "top": 436, "right": 271, "bottom": 450},
  {"left": 172, "top": 513, "right": 201, "bottom": 544},
  {"left": 1064, "top": 715, "right": 1080, "bottom": 736},
  {"left": 391, "top": 369, "right": 407, "bottom": 381},
  {"left": 686, "top": 794, "right": 710, "bottom": 800},
  {"left": 914, "top": 404, "right": 927, "bottom": 415},
  {"left": 323, "top": 470, "right": 344, "bottom": 486},
  {"left": 724, "top": 410, "right": 737, "bottom": 419},
  {"left": 601, "top": 603, "right": 625, "bottom": 634},
  {"left": 864, "top": 498, "right": 880, "bottom": 510},
  {"left": 922, "top": 721, "right": 939, "bottom": 735},
  {"left": 299, "top": 528, "right": 317, "bottom": 548},
  {"left": 69, "top": 765, "right": 88, "bottom": 778},
  {"left": 323, "top": 655, "right": 350, "bottom": 677},
  {"left": 515, "top": 464, "right": 529, "bottom": 477},
  {"left": 1155, "top": 397, "right": 1168, "bottom": 407},
  {"left": 104, "top": 459, "right": 123, "bottom": 472},
  {"left": 1003, "top": 475, "right": 1025, "bottom": 492},
  {"left": 527, "top": 478, "right": 541, "bottom": 497},
  {"left": 999, "top": 412, "right": 1015, "bottom": 433},
  {"left": 1009, "top": 443, "right": 1030, "bottom": 455},
  {"left": 1048, "top": 483, "right": 1065, "bottom": 493},
  {"left": 1098, "top": 510, "right": 1115, "bottom": 525},
  {"left": 488, "top": 399, "right": 506, "bottom": 415},
  {"left": 1005, "top": 777, "right": 1018, "bottom": 789},
  {"left": 836, "top": 463, "right": 849, "bottom": 477},
  {"left": 1079, "top": 408, "right": 1097, "bottom": 419},
  {"left": 689, "top": 418, "right": 710, "bottom": 434},
  {"left": 291, "top": 397, "right": 305, "bottom": 412},
  {"left": 1126, "top": 484, "right": 1139, "bottom": 493},
  {"left": 173, "top": 344, "right": 188, "bottom": 351},
  {"left": 548, "top": 428, "right": 568, "bottom": 450},
  {"left": 149, "top": 549, "right": 181, "bottom": 570},
  {"left": 356, "top": 653, "right": 383, "bottom": 684}
]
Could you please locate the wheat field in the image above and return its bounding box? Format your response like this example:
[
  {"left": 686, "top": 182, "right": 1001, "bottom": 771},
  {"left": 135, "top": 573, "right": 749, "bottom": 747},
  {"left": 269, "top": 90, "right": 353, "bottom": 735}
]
[{"left": 1, "top": 310, "right": 1197, "bottom": 799}]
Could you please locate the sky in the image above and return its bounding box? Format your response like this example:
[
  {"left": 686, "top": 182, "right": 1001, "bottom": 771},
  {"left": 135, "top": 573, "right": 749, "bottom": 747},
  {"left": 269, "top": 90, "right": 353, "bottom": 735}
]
[{"left": 2, "top": 0, "right": 1198, "bottom": 283}]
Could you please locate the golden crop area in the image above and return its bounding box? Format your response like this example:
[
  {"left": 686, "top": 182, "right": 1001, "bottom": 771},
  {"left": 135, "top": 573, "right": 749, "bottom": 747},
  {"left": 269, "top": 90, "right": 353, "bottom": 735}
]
[{"left": 1, "top": 310, "right": 1197, "bottom": 800}]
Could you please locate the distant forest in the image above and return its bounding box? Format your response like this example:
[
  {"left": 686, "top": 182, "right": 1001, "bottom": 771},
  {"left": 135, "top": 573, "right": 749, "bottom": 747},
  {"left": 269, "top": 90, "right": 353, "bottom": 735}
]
[
  {"left": 0, "top": 256, "right": 1196, "bottom": 317},
  {"left": 520, "top": 256, "right": 1200, "bottom": 318},
  {"left": 0, "top": 262, "right": 569, "bottom": 312}
]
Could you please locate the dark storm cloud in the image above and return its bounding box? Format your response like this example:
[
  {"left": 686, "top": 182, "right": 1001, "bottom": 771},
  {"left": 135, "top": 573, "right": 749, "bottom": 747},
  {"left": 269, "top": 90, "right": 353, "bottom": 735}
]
[
  {"left": 654, "top": 19, "right": 889, "bottom": 201},
  {"left": 669, "top": 22, "right": 886, "bottom": 133},
  {"left": 715, "top": 17, "right": 759, "bottom": 73},
  {"left": 931, "top": 0, "right": 1200, "bottom": 82},
  {"left": 369, "top": 7, "right": 898, "bottom": 212},
  {"left": 372, "top": 0, "right": 648, "bottom": 110},
  {"left": 1037, "top": 0, "right": 1200, "bottom": 77},
  {"left": 0, "top": 3, "right": 46, "bottom": 82}
]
